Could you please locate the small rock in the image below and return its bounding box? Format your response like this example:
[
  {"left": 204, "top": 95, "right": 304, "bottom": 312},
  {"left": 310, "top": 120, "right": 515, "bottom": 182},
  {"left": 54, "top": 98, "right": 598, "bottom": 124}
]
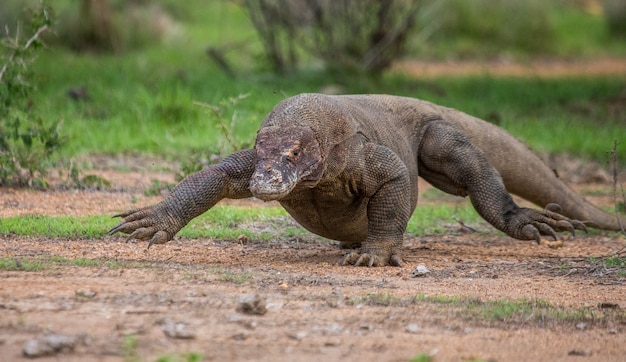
[
  {"left": 597, "top": 302, "right": 620, "bottom": 309},
  {"left": 237, "top": 294, "right": 267, "bottom": 316},
  {"left": 227, "top": 314, "right": 245, "bottom": 323},
  {"left": 405, "top": 324, "right": 421, "bottom": 334},
  {"left": 232, "top": 332, "right": 248, "bottom": 341},
  {"left": 67, "top": 87, "right": 89, "bottom": 101},
  {"left": 568, "top": 349, "right": 592, "bottom": 356},
  {"left": 288, "top": 331, "right": 308, "bottom": 340},
  {"left": 22, "top": 334, "right": 85, "bottom": 357},
  {"left": 540, "top": 239, "right": 564, "bottom": 249},
  {"left": 411, "top": 264, "right": 430, "bottom": 277},
  {"left": 245, "top": 320, "right": 258, "bottom": 330},
  {"left": 161, "top": 319, "right": 196, "bottom": 339},
  {"left": 75, "top": 290, "right": 97, "bottom": 299},
  {"left": 237, "top": 234, "right": 249, "bottom": 245}
]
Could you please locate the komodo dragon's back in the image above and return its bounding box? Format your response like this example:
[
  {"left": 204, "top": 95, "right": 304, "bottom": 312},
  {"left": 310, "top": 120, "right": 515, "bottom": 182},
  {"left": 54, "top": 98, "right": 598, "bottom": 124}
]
[{"left": 313, "top": 93, "right": 624, "bottom": 232}]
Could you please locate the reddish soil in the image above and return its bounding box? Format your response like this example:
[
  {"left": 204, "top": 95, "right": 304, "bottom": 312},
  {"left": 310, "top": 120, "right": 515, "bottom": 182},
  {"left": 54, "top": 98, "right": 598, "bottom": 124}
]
[
  {"left": 1, "top": 161, "right": 625, "bottom": 361},
  {"left": 394, "top": 57, "right": 626, "bottom": 78}
]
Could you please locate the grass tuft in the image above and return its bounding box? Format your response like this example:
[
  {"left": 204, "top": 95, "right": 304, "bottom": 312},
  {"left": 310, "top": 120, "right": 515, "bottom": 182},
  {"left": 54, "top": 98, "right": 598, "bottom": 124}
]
[{"left": 0, "top": 256, "right": 150, "bottom": 271}]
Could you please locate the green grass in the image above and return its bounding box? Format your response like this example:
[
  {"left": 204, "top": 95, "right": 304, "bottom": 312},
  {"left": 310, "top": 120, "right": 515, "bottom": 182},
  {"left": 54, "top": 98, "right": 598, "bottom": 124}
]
[
  {"left": 587, "top": 255, "right": 626, "bottom": 276},
  {"left": 33, "top": 50, "right": 626, "bottom": 163},
  {"left": 350, "top": 293, "right": 626, "bottom": 327},
  {"left": 409, "top": 355, "right": 433, "bottom": 362},
  {"left": 8, "top": 0, "right": 621, "bottom": 165},
  {"left": 0, "top": 214, "right": 113, "bottom": 238},
  {"left": 217, "top": 270, "right": 254, "bottom": 285},
  {"left": 407, "top": 203, "right": 483, "bottom": 235},
  {"left": 0, "top": 201, "right": 484, "bottom": 240},
  {"left": 413, "top": 294, "right": 606, "bottom": 326},
  {"left": 155, "top": 353, "right": 204, "bottom": 362},
  {"left": 0, "top": 258, "right": 50, "bottom": 271},
  {"left": 0, "top": 256, "right": 149, "bottom": 271},
  {"left": 354, "top": 292, "right": 626, "bottom": 327},
  {"left": 412, "top": 0, "right": 626, "bottom": 59}
]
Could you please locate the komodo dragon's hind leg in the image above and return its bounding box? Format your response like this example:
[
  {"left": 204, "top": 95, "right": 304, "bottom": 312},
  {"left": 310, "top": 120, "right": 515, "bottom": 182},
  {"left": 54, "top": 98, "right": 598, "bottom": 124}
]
[{"left": 418, "top": 121, "right": 586, "bottom": 242}]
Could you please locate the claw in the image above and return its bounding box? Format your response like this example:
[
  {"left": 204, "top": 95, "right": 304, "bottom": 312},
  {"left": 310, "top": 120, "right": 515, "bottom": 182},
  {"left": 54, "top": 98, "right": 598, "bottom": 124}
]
[
  {"left": 108, "top": 223, "right": 124, "bottom": 235},
  {"left": 535, "top": 222, "right": 558, "bottom": 241},
  {"left": 125, "top": 227, "right": 157, "bottom": 242},
  {"left": 354, "top": 253, "right": 373, "bottom": 267},
  {"left": 389, "top": 254, "right": 403, "bottom": 267},
  {"left": 341, "top": 250, "right": 398, "bottom": 267},
  {"left": 555, "top": 220, "right": 576, "bottom": 235},
  {"left": 545, "top": 203, "right": 562, "bottom": 214},
  {"left": 571, "top": 220, "right": 588, "bottom": 234},
  {"left": 521, "top": 224, "right": 541, "bottom": 244},
  {"left": 147, "top": 231, "right": 170, "bottom": 249},
  {"left": 341, "top": 251, "right": 360, "bottom": 266}
]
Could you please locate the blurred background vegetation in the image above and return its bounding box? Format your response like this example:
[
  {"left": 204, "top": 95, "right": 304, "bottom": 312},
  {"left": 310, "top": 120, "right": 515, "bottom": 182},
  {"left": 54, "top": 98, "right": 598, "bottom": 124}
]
[{"left": 0, "top": 0, "right": 625, "bottom": 187}]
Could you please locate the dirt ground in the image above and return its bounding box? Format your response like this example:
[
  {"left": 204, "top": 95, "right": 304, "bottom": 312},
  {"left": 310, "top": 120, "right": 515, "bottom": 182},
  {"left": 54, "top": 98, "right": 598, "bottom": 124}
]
[
  {"left": 1, "top": 58, "right": 626, "bottom": 361},
  {"left": 1, "top": 158, "right": 625, "bottom": 362}
]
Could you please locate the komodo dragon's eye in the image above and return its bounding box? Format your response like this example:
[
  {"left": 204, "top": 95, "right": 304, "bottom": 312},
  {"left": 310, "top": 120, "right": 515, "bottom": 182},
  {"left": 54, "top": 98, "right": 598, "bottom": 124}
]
[{"left": 291, "top": 149, "right": 300, "bottom": 157}]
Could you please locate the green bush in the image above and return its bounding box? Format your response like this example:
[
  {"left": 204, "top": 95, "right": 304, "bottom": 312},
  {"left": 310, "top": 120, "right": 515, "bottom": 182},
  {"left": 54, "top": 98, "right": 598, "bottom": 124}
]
[
  {"left": 0, "top": 2, "right": 64, "bottom": 187},
  {"left": 243, "top": 0, "right": 421, "bottom": 73},
  {"left": 604, "top": 0, "right": 626, "bottom": 37},
  {"left": 55, "top": 0, "right": 180, "bottom": 53}
]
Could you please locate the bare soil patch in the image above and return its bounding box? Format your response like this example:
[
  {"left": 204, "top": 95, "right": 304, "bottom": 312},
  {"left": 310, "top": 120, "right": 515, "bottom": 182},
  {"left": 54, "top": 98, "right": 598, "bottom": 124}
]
[
  {"left": 394, "top": 57, "right": 626, "bottom": 78},
  {"left": 1, "top": 162, "right": 625, "bottom": 361}
]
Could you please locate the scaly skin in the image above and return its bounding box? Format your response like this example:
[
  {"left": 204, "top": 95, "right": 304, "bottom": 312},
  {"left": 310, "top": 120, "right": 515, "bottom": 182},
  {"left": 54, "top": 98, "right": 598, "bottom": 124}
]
[{"left": 110, "top": 94, "right": 624, "bottom": 267}]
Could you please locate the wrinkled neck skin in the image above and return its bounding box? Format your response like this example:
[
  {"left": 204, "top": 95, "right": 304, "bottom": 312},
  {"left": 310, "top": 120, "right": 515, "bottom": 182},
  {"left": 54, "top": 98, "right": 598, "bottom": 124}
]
[{"left": 249, "top": 126, "right": 326, "bottom": 201}]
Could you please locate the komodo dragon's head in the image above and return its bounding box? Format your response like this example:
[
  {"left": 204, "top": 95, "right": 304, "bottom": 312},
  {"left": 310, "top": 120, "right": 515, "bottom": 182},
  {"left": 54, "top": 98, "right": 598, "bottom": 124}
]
[{"left": 249, "top": 126, "right": 325, "bottom": 201}]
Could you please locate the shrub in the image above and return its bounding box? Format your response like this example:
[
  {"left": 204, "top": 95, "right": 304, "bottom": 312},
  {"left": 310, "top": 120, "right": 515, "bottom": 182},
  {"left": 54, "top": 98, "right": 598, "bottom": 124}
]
[
  {"left": 47, "top": 0, "right": 180, "bottom": 53},
  {"left": 604, "top": 0, "right": 626, "bottom": 37},
  {"left": 0, "top": 2, "right": 64, "bottom": 187},
  {"left": 243, "top": 0, "right": 421, "bottom": 74}
]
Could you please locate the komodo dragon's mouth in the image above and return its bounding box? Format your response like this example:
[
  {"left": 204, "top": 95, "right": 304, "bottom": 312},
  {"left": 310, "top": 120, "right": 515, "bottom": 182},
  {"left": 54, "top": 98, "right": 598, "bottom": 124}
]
[
  {"left": 250, "top": 125, "right": 325, "bottom": 201},
  {"left": 249, "top": 163, "right": 298, "bottom": 201}
]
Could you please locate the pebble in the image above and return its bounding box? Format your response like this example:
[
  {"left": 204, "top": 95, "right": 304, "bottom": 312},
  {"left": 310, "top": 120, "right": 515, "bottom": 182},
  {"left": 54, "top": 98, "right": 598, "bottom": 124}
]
[
  {"left": 237, "top": 294, "right": 268, "bottom": 315},
  {"left": 75, "top": 290, "right": 97, "bottom": 299},
  {"left": 22, "top": 334, "right": 85, "bottom": 357},
  {"left": 161, "top": 319, "right": 196, "bottom": 339},
  {"left": 405, "top": 324, "right": 421, "bottom": 334},
  {"left": 568, "top": 349, "right": 592, "bottom": 357},
  {"left": 411, "top": 264, "right": 431, "bottom": 277},
  {"left": 288, "top": 331, "right": 308, "bottom": 340}
]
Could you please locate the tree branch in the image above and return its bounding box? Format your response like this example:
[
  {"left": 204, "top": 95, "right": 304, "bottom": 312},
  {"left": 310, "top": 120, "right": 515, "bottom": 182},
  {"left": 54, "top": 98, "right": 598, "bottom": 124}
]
[{"left": 0, "top": 24, "right": 49, "bottom": 83}]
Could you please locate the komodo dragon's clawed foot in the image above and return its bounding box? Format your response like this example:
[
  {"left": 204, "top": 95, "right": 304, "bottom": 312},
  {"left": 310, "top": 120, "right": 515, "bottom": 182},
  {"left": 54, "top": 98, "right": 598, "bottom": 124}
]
[
  {"left": 509, "top": 203, "right": 588, "bottom": 244},
  {"left": 341, "top": 249, "right": 403, "bottom": 267},
  {"left": 108, "top": 204, "right": 178, "bottom": 248}
]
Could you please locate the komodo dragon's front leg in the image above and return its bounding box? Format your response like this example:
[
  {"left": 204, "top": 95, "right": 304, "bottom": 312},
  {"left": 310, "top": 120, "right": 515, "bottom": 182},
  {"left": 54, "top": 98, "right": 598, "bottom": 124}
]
[
  {"left": 341, "top": 143, "right": 413, "bottom": 267},
  {"left": 109, "top": 150, "right": 255, "bottom": 246},
  {"left": 418, "top": 121, "right": 586, "bottom": 241}
]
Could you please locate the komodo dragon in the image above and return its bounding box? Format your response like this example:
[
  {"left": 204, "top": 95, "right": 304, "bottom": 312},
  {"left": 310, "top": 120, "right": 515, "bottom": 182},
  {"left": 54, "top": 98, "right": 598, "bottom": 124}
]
[{"left": 109, "top": 93, "right": 625, "bottom": 267}]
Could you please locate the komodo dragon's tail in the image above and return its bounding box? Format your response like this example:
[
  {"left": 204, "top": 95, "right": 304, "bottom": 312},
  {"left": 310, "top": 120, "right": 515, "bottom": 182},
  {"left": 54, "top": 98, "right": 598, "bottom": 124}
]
[{"left": 458, "top": 115, "right": 626, "bottom": 232}]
